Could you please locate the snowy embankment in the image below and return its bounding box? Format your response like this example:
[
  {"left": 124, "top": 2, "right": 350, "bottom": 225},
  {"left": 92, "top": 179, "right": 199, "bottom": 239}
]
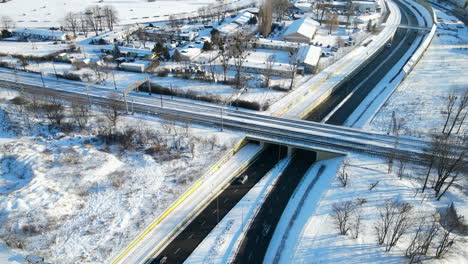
[
  {"left": 0, "top": 88, "right": 241, "bottom": 263},
  {"left": 184, "top": 157, "right": 292, "bottom": 264}
]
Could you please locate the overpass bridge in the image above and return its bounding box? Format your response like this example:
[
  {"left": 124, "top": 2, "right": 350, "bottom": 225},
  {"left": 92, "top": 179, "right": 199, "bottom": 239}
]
[{"left": 0, "top": 73, "right": 431, "bottom": 164}]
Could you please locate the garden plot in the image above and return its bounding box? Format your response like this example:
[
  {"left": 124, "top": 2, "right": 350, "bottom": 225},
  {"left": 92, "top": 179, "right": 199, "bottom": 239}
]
[
  {"left": 0, "top": 88, "right": 241, "bottom": 263},
  {"left": 0, "top": 41, "right": 71, "bottom": 57}
]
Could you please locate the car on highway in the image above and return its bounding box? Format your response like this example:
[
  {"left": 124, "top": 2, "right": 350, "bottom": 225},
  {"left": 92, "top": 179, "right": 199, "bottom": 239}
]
[
  {"left": 236, "top": 174, "right": 248, "bottom": 184},
  {"left": 159, "top": 256, "right": 168, "bottom": 264}
]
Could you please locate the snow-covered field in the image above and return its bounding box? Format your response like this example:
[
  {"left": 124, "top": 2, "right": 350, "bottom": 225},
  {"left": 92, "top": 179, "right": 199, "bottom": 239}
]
[
  {"left": 0, "top": 0, "right": 219, "bottom": 28},
  {"left": 0, "top": 41, "right": 71, "bottom": 57},
  {"left": 287, "top": 153, "right": 467, "bottom": 264},
  {"left": 0, "top": 88, "right": 241, "bottom": 263}
]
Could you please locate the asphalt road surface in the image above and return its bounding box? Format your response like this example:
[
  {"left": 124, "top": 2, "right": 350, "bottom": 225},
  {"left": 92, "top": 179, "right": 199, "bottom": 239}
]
[
  {"left": 150, "top": 145, "right": 287, "bottom": 264},
  {"left": 232, "top": 149, "right": 317, "bottom": 264},
  {"left": 305, "top": 1, "right": 419, "bottom": 125}
]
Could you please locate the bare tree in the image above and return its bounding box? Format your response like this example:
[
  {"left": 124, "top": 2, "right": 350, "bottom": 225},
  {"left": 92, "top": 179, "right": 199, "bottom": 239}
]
[
  {"left": 137, "top": 28, "right": 149, "bottom": 49},
  {"left": 264, "top": 54, "right": 276, "bottom": 88},
  {"left": 435, "top": 229, "right": 456, "bottom": 258},
  {"left": 396, "top": 159, "right": 406, "bottom": 179},
  {"left": 84, "top": 6, "right": 103, "bottom": 36},
  {"left": 219, "top": 45, "right": 230, "bottom": 82},
  {"left": 41, "top": 98, "right": 65, "bottom": 126},
  {"left": 428, "top": 135, "right": 467, "bottom": 200},
  {"left": 406, "top": 213, "right": 440, "bottom": 262},
  {"left": 102, "top": 94, "right": 124, "bottom": 132},
  {"left": 287, "top": 52, "right": 299, "bottom": 90},
  {"left": 102, "top": 5, "right": 118, "bottom": 31},
  {"left": 207, "top": 52, "right": 218, "bottom": 82},
  {"left": 316, "top": 1, "right": 329, "bottom": 25},
  {"left": 230, "top": 32, "right": 249, "bottom": 88},
  {"left": 79, "top": 12, "right": 89, "bottom": 37},
  {"left": 326, "top": 12, "right": 339, "bottom": 35},
  {"left": 351, "top": 207, "right": 362, "bottom": 239},
  {"left": 331, "top": 201, "right": 354, "bottom": 235},
  {"left": 444, "top": 90, "right": 468, "bottom": 137},
  {"left": 1, "top": 15, "right": 15, "bottom": 31},
  {"left": 344, "top": 0, "right": 354, "bottom": 28},
  {"left": 442, "top": 94, "right": 457, "bottom": 135},
  {"left": 63, "top": 12, "right": 79, "bottom": 38},
  {"left": 338, "top": 159, "right": 349, "bottom": 187},
  {"left": 375, "top": 199, "right": 413, "bottom": 251},
  {"left": 272, "top": 0, "right": 289, "bottom": 22},
  {"left": 71, "top": 99, "right": 89, "bottom": 130}
]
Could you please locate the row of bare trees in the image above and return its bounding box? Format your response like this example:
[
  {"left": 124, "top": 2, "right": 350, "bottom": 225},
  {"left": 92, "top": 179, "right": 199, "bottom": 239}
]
[
  {"left": 1, "top": 15, "right": 15, "bottom": 31},
  {"left": 332, "top": 198, "right": 460, "bottom": 261},
  {"left": 384, "top": 90, "right": 467, "bottom": 201},
  {"left": 62, "top": 5, "right": 118, "bottom": 38}
]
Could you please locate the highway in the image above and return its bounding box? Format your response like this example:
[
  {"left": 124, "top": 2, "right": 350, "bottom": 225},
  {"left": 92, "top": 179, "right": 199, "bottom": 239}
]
[
  {"left": 149, "top": 145, "right": 287, "bottom": 263},
  {"left": 232, "top": 149, "right": 317, "bottom": 264},
  {"left": 306, "top": 1, "right": 420, "bottom": 125}
]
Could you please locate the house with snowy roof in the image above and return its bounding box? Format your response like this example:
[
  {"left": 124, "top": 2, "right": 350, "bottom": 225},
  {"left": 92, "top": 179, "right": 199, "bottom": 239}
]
[
  {"left": 12, "top": 28, "right": 68, "bottom": 41},
  {"left": 283, "top": 17, "right": 320, "bottom": 43}
]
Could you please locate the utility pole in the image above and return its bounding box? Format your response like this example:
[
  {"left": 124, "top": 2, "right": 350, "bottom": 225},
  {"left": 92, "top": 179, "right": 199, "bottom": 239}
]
[
  {"left": 147, "top": 77, "right": 151, "bottom": 95},
  {"left": 40, "top": 72, "right": 46, "bottom": 88},
  {"left": 160, "top": 94, "right": 163, "bottom": 107},
  {"left": 112, "top": 70, "right": 117, "bottom": 90},
  {"left": 52, "top": 62, "right": 58, "bottom": 80},
  {"left": 220, "top": 108, "right": 224, "bottom": 131}
]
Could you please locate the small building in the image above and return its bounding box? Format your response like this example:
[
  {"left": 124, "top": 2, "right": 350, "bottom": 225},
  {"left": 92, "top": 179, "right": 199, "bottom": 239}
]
[
  {"left": 12, "top": 28, "right": 68, "bottom": 41},
  {"left": 179, "top": 47, "right": 202, "bottom": 61},
  {"left": 297, "top": 45, "right": 321, "bottom": 74},
  {"left": 255, "top": 39, "right": 303, "bottom": 52},
  {"left": 283, "top": 17, "right": 320, "bottom": 43},
  {"left": 218, "top": 11, "right": 255, "bottom": 36},
  {"left": 120, "top": 62, "right": 150, "bottom": 73}
]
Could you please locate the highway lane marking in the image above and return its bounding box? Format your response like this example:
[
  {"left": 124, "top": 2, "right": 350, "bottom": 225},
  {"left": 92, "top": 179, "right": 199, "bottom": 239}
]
[
  {"left": 234, "top": 189, "right": 238, "bottom": 193},
  {"left": 187, "top": 233, "right": 194, "bottom": 240},
  {"left": 223, "top": 198, "right": 229, "bottom": 204},
  {"left": 212, "top": 209, "right": 217, "bottom": 215},
  {"left": 174, "top": 248, "right": 181, "bottom": 255},
  {"left": 201, "top": 220, "right": 206, "bottom": 226}
]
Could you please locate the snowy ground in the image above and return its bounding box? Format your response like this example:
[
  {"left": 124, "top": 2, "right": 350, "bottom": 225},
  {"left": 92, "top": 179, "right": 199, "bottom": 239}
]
[
  {"left": 0, "top": 0, "right": 217, "bottom": 28},
  {"left": 0, "top": 41, "right": 71, "bottom": 57},
  {"left": 288, "top": 153, "right": 467, "bottom": 264},
  {"left": 0, "top": 88, "right": 241, "bottom": 263}
]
